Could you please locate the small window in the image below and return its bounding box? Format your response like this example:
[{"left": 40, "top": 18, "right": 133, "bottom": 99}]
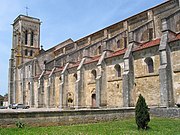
[
  {"left": 114, "top": 64, "right": 121, "bottom": 77},
  {"left": 28, "top": 82, "right": 30, "bottom": 90},
  {"left": 97, "top": 46, "right": 102, "bottom": 55},
  {"left": 25, "top": 49, "right": 28, "bottom": 56},
  {"left": 25, "top": 30, "right": 28, "bottom": 45},
  {"left": 31, "top": 31, "right": 34, "bottom": 46},
  {"left": 59, "top": 76, "right": 62, "bottom": 82},
  {"left": 117, "top": 40, "right": 120, "bottom": 48},
  {"left": 30, "top": 50, "right": 33, "bottom": 56},
  {"left": 91, "top": 69, "right": 97, "bottom": 80},
  {"left": 73, "top": 73, "right": 77, "bottom": 81},
  {"left": 124, "top": 37, "right": 127, "bottom": 48},
  {"left": 145, "top": 57, "right": 154, "bottom": 73}
]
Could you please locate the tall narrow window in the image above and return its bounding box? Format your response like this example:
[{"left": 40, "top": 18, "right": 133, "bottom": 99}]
[
  {"left": 91, "top": 69, "right": 97, "bottom": 80},
  {"left": 117, "top": 40, "right": 120, "bottom": 48},
  {"left": 114, "top": 64, "right": 121, "bottom": 77},
  {"left": 25, "top": 49, "right": 28, "bottom": 56},
  {"left": 31, "top": 31, "right": 34, "bottom": 46},
  {"left": 145, "top": 57, "right": 154, "bottom": 73},
  {"left": 25, "top": 30, "right": 28, "bottom": 45},
  {"left": 97, "top": 46, "right": 102, "bottom": 55},
  {"left": 30, "top": 50, "right": 33, "bottom": 56},
  {"left": 28, "top": 82, "right": 30, "bottom": 90},
  {"left": 124, "top": 37, "right": 127, "bottom": 48}
]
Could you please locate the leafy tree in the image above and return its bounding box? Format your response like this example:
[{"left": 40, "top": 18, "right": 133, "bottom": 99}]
[{"left": 135, "top": 94, "right": 150, "bottom": 130}]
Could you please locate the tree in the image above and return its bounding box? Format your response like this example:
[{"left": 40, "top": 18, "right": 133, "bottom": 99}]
[{"left": 135, "top": 94, "right": 150, "bottom": 130}]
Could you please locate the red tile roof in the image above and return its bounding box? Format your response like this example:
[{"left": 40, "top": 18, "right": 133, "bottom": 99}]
[
  {"left": 170, "top": 33, "right": 180, "bottom": 42},
  {"left": 108, "top": 48, "right": 126, "bottom": 58},
  {"left": 134, "top": 38, "right": 161, "bottom": 52},
  {"left": 84, "top": 55, "right": 101, "bottom": 65},
  {"left": 33, "top": 33, "right": 180, "bottom": 77},
  {"left": 68, "top": 61, "right": 81, "bottom": 69}
]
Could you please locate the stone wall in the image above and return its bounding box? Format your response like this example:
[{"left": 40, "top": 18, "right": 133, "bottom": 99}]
[
  {"left": 0, "top": 108, "right": 135, "bottom": 128},
  {"left": 171, "top": 41, "right": 180, "bottom": 104},
  {"left": 150, "top": 107, "right": 180, "bottom": 118}
]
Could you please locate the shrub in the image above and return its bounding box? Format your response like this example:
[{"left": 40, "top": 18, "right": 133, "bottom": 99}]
[
  {"left": 135, "top": 94, "right": 150, "bottom": 130},
  {"left": 16, "top": 121, "right": 25, "bottom": 128}
]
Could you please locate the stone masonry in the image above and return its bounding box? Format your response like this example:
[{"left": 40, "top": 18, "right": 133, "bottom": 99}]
[{"left": 8, "top": 0, "right": 180, "bottom": 109}]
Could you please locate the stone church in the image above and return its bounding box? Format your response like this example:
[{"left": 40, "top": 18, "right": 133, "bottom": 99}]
[{"left": 8, "top": 0, "right": 180, "bottom": 109}]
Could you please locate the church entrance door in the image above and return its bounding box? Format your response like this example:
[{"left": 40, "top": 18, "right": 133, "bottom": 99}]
[{"left": 91, "top": 94, "right": 96, "bottom": 107}]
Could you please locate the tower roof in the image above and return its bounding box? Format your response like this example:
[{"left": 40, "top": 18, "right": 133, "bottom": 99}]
[{"left": 13, "top": 15, "right": 40, "bottom": 25}]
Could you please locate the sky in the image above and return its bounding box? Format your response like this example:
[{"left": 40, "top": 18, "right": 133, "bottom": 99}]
[{"left": 0, "top": 0, "right": 165, "bottom": 96}]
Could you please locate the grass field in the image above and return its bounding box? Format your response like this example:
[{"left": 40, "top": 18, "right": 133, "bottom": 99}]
[{"left": 0, "top": 117, "right": 180, "bottom": 135}]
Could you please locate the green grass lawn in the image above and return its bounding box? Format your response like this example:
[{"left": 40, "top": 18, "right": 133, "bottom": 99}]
[{"left": 0, "top": 117, "right": 180, "bottom": 135}]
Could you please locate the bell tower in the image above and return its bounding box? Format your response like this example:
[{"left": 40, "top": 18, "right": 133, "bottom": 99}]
[
  {"left": 12, "top": 15, "right": 41, "bottom": 66},
  {"left": 8, "top": 15, "right": 41, "bottom": 104}
]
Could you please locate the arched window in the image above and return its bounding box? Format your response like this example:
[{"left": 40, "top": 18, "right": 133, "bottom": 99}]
[
  {"left": 117, "top": 40, "right": 120, "bottom": 48},
  {"left": 28, "top": 82, "right": 30, "bottom": 90},
  {"left": 30, "top": 50, "right": 33, "bottom": 56},
  {"left": 145, "top": 57, "right": 154, "bottom": 73},
  {"left": 31, "top": 31, "right": 34, "bottom": 46},
  {"left": 25, "top": 49, "right": 28, "bottom": 56},
  {"left": 25, "top": 30, "right": 28, "bottom": 45},
  {"left": 124, "top": 37, "right": 127, "bottom": 48},
  {"left": 59, "top": 76, "right": 62, "bottom": 82},
  {"left": 91, "top": 69, "right": 97, "bottom": 80},
  {"left": 73, "top": 73, "right": 77, "bottom": 81},
  {"left": 114, "top": 64, "right": 121, "bottom": 77},
  {"left": 91, "top": 94, "right": 96, "bottom": 107},
  {"left": 97, "top": 46, "right": 102, "bottom": 55}
]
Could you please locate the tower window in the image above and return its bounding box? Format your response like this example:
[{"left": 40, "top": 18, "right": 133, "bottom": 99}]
[
  {"left": 30, "top": 50, "right": 33, "bottom": 56},
  {"left": 25, "top": 30, "right": 28, "bottom": 45},
  {"left": 25, "top": 49, "right": 28, "bottom": 56},
  {"left": 28, "top": 82, "right": 30, "bottom": 90},
  {"left": 145, "top": 57, "right": 154, "bottom": 73},
  {"left": 114, "top": 64, "right": 121, "bottom": 77},
  {"left": 31, "top": 31, "right": 34, "bottom": 46}
]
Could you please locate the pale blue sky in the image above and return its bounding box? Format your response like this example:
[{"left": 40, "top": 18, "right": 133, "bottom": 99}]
[{"left": 0, "top": 0, "right": 165, "bottom": 96}]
